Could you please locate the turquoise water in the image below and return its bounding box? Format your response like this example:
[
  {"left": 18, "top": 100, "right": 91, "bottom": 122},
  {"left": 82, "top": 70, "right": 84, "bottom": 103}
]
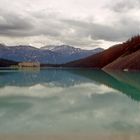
[{"left": 0, "top": 69, "right": 140, "bottom": 134}]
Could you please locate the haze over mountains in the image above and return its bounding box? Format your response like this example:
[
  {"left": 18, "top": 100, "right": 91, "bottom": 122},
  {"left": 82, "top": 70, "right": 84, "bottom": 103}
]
[{"left": 0, "top": 44, "right": 103, "bottom": 64}]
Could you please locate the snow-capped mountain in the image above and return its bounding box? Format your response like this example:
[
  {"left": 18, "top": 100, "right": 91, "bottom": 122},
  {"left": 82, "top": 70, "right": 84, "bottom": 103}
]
[
  {"left": 0, "top": 44, "right": 104, "bottom": 64},
  {"left": 42, "top": 45, "right": 81, "bottom": 53},
  {"left": 41, "top": 45, "right": 104, "bottom": 63}
]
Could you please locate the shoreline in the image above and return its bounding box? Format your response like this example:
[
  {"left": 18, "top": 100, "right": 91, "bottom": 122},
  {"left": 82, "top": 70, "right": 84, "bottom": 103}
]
[{"left": 0, "top": 133, "right": 140, "bottom": 140}]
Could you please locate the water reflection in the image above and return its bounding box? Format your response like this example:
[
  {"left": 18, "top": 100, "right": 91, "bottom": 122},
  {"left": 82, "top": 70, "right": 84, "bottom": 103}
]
[
  {"left": 0, "top": 69, "right": 140, "bottom": 101},
  {"left": 0, "top": 69, "right": 140, "bottom": 134},
  {"left": 70, "top": 69, "right": 140, "bottom": 102},
  {"left": 0, "top": 69, "right": 93, "bottom": 87}
]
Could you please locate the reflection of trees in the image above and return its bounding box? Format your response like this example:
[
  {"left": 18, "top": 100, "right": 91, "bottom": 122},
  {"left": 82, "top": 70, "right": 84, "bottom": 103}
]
[{"left": 70, "top": 69, "right": 140, "bottom": 102}]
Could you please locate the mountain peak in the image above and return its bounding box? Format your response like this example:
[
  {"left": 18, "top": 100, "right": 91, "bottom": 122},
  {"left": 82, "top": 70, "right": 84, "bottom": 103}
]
[
  {"left": 12, "top": 45, "right": 38, "bottom": 50},
  {"left": 41, "top": 45, "right": 82, "bottom": 54},
  {"left": 41, "top": 45, "right": 77, "bottom": 50}
]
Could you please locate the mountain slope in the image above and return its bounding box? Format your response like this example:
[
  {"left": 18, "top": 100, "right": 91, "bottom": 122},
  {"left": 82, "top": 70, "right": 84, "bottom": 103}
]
[
  {"left": 103, "top": 44, "right": 140, "bottom": 71},
  {"left": 62, "top": 43, "right": 126, "bottom": 68},
  {"left": 0, "top": 58, "right": 18, "bottom": 67},
  {"left": 103, "top": 36, "right": 140, "bottom": 71},
  {"left": 62, "top": 36, "right": 140, "bottom": 71}
]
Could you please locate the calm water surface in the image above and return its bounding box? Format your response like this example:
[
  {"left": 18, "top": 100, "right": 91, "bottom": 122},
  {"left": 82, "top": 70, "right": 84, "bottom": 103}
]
[{"left": 0, "top": 69, "right": 140, "bottom": 135}]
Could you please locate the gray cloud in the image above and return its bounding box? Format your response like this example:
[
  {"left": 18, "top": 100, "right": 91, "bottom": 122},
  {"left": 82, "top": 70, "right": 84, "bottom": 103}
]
[
  {"left": 108, "top": 0, "right": 140, "bottom": 13},
  {"left": 0, "top": 10, "right": 66, "bottom": 38},
  {"left": 0, "top": 0, "right": 140, "bottom": 48},
  {"left": 62, "top": 17, "right": 140, "bottom": 42},
  {"left": 0, "top": 10, "right": 34, "bottom": 36},
  {"left": 0, "top": 10, "right": 140, "bottom": 43}
]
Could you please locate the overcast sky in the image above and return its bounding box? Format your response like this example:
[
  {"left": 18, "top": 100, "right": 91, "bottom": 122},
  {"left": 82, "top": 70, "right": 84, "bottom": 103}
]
[{"left": 0, "top": 0, "right": 140, "bottom": 49}]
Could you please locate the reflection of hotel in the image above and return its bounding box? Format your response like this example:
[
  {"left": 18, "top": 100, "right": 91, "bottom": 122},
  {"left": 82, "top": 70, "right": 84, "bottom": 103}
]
[{"left": 18, "top": 62, "right": 40, "bottom": 67}]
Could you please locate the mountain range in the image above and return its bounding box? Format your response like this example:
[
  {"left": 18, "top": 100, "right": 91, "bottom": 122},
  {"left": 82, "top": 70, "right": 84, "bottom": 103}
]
[{"left": 0, "top": 44, "right": 103, "bottom": 64}]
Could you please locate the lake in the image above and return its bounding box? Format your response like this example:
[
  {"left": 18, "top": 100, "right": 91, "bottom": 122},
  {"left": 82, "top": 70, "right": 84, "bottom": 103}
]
[{"left": 0, "top": 68, "right": 140, "bottom": 139}]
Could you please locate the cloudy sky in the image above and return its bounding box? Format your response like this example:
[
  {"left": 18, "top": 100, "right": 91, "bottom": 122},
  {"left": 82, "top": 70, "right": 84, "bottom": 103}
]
[{"left": 0, "top": 0, "right": 140, "bottom": 49}]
